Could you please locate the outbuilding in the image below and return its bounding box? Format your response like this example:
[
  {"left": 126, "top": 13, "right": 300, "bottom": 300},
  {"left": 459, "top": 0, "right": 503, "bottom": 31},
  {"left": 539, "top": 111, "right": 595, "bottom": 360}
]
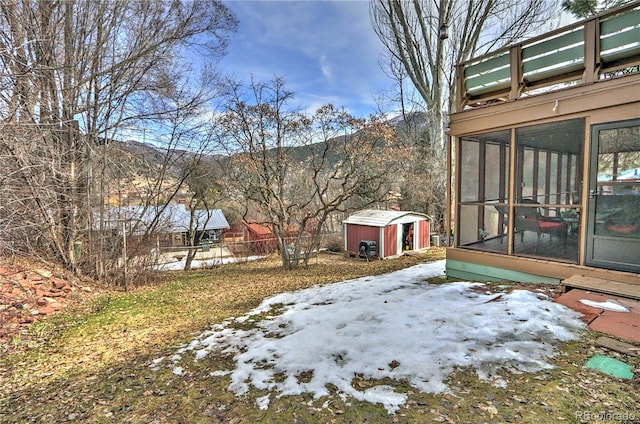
[
  {"left": 100, "top": 205, "right": 230, "bottom": 247},
  {"left": 343, "top": 209, "right": 432, "bottom": 259},
  {"left": 242, "top": 221, "right": 278, "bottom": 254}
]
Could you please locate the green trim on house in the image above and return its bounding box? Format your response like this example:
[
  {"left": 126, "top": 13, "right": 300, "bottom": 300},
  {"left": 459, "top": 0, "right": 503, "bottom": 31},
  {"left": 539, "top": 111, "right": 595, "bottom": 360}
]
[{"left": 446, "top": 259, "right": 561, "bottom": 284}]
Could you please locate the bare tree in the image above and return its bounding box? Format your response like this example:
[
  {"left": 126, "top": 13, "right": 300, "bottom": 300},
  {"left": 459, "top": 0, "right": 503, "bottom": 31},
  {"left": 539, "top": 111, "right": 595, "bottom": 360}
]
[
  {"left": 218, "top": 77, "right": 402, "bottom": 268},
  {"left": 180, "top": 156, "right": 227, "bottom": 271},
  {"left": 370, "top": 0, "right": 557, "bottom": 153},
  {"left": 0, "top": 1, "right": 237, "bottom": 279},
  {"left": 370, "top": 0, "right": 558, "bottom": 241},
  {"left": 103, "top": 69, "right": 231, "bottom": 282},
  {"left": 562, "top": 0, "right": 630, "bottom": 18}
]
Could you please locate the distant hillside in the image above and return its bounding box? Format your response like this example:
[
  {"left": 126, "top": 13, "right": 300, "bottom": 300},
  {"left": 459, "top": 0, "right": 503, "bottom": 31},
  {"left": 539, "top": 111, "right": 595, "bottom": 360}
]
[
  {"left": 114, "top": 111, "right": 428, "bottom": 162},
  {"left": 117, "top": 139, "right": 169, "bottom": 168},
  {"left": 107, "top": 111, "right": 430, "bottom": 200},
  {"left": 268, "top": 111, "right": 430, "bottom": 166}
]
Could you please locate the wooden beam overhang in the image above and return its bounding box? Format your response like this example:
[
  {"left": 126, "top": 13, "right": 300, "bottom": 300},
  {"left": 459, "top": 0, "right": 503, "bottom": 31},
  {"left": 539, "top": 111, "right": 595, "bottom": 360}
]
[{"left": 449, "top": 72, "right": 640, "bottom": 136}]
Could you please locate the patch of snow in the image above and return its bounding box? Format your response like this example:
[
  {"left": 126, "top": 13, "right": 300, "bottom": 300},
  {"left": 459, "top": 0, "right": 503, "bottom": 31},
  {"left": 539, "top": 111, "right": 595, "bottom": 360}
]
[
  {"left": 152, "top": 256, "right": 265, "bottom": 271},
  {"left": 163, "top": 260, "right": 585, "bottom": 414},
  {"left": 360, "top": 386, "right": 407, "bottom": 414},
  {"left": 255, "top": 394, "right": 270, "bottom": 410},
  {"left": 149, "top": 356, "right": 165, "bottom": 371},
  {"left": 579, "top": 299, "right": 630, "bottom": 312}
]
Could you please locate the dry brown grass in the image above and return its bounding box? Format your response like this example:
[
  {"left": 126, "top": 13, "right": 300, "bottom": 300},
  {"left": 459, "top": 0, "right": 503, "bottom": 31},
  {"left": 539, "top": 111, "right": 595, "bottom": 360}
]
[{"left": 0, "top": 248, "right": 638, "bottom": 423}]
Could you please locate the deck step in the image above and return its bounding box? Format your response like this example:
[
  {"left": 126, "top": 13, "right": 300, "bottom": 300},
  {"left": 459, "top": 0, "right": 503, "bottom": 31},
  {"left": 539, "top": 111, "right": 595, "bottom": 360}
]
[
  {"left": 595, "top": 337, "right": 639, "bottom": 356},
  {"left": 561, "top": 275, "right": 640, "bottom": 300}
]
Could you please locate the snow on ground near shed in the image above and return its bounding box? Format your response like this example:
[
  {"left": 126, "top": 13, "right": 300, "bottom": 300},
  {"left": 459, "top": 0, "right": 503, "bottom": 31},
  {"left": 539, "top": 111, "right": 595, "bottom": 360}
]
[
  {"left": 159, "top": 260, "right": 585, "bottom": 414},
  {"left": 152, "top": 255, "right": 265, "bottom": 271}
]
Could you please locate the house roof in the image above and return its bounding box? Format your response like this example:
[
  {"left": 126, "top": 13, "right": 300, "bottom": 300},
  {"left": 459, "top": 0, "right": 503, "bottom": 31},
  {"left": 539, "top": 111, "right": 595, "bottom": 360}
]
[
  {"left": 343, "top": 209, "right": 431, "bottom": 227},
  {"left": 98, "top": 205, "right": 230, "bottom": 234},
  {"left": 243, "top": 222, "right": 273, "bottom": 236}
]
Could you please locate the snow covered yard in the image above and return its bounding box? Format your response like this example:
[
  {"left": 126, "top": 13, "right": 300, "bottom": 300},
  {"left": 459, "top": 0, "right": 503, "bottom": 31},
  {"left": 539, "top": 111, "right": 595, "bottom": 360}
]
[{"left": 159, "top": 260, "right": 586, "bottom": 414}]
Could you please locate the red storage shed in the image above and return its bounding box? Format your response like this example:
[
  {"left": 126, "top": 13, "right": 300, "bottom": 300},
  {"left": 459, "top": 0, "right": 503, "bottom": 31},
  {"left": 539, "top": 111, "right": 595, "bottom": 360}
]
[{"left": 343, "top": 210, "right": 432, "bottom": 259}]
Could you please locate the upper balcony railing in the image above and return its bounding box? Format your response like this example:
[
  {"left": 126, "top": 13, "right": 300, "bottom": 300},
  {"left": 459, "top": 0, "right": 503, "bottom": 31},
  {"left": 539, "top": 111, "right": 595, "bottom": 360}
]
[{"left": 456, "top": 2, "right": 640, "bottom": 110}]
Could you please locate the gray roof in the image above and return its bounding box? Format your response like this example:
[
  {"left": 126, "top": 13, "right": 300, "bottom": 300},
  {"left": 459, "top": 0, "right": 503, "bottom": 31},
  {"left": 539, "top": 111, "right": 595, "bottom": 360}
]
[
  {"left": 342, "top": 209, "right": 430, "bottom": 227},
  {"left": 98, "top": 205, "right": 229, "bottom": 234}
]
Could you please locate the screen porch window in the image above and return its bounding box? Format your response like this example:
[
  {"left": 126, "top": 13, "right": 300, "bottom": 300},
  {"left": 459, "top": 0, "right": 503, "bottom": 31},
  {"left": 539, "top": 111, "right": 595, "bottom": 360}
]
[
  {"left": 457, "top": 119, "right": 584, "bottom": 262},
  {"left": 458, "top": 130, "right": 510, "bottom": 252}
]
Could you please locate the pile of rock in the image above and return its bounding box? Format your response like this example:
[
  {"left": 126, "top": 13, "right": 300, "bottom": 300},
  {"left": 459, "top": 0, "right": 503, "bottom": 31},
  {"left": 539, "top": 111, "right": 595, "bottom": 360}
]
[{"left": 0, "top": 264, "right": 78, "bottom": 340}]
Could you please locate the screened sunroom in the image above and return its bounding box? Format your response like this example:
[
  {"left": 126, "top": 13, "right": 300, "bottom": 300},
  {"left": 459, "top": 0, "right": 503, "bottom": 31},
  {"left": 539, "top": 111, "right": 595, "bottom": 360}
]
[
  {"left": 457, "top": 119, "right": 584, "bottom": 262},
  {"left": 446, "top": 2, "right": 640, "bottom": 285}
]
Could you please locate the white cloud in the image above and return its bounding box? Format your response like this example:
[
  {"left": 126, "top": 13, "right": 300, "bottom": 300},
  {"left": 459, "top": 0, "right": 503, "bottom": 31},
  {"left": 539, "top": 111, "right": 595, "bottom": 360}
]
[
  {"left": 320, "top": 55, "right": 332, "bottom": 79},
  {"left": 220, "top": 0, "right": 390, "bottom": 117}
]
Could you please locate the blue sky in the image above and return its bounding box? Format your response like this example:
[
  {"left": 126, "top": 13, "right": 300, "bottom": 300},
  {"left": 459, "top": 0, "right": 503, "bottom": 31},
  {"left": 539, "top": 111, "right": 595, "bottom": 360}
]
[{"left": 219, "top": 0, "right": 392, "bottom": 118}]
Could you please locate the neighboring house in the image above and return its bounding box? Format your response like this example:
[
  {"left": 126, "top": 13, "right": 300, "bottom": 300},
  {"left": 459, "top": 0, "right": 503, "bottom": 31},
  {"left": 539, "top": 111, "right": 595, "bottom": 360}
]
[
  {"left": 99, "top": 205, "right": 230, "bottom": 247},
  {"left": 242, "top": 222, "right": 278, "bottom": 253},
  {"left": 343, "top": 209, "right": 431, "bottom": 259},
  {"left": 446, "top": 3, "right": 640, "bottom": 287},
  {"left": 240, "top": 221, "right": 312, "bottom": 255}
]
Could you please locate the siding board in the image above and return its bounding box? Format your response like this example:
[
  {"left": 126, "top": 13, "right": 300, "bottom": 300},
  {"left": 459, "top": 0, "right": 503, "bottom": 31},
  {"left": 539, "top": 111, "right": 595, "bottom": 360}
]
[
  {"left": 419, "top": 220, "right": 431, "bottom": 249},
  {"left": 384, "top": 225, "right": 398, "bottom": 257},
  {"left": 346, "top": 224, "right": 379, "bottom": 254}
]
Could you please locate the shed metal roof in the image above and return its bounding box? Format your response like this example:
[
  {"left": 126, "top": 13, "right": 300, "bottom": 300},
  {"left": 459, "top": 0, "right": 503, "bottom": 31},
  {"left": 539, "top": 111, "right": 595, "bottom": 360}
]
[{"left": 342, "top": 209, "right": 430, "bottom": 227}]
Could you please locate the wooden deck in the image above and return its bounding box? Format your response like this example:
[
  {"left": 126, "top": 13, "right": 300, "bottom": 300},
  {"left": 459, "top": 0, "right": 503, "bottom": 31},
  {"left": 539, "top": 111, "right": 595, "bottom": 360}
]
[
  {"left": 460, "top": 231, "right": 579, "bottom": 263},
  {"left": 562, "top": 274, "right": 640, "bottom": 300}
]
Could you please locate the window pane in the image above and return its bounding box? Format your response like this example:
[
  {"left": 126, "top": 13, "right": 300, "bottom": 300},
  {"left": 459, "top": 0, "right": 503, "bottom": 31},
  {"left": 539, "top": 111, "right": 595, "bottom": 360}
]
[
  {"left": 460, "top": 140, "right": 479, "bottom": 202},
  {"left": 595, "top": 125, "right": 640, "bottom": 239},
  {"left": 537, "top": 152, "right": 547, "bottom": 200},
  {"left": 458, "top": 204, "right": 479, "bottom": 246},
  {"left": 521, "top": 149, "right": 534, "bottom": 199},
  {"left": 550, "top": 153, "right": 558, "bottom": 204},
  {"left": 485, "top": 143, "right": 501, "bottom": 201},
  {"left": 457, "top": 130, "right": 509, "bottom": 253},
  {"left": 560, "top": 154, "right": 567, "bottom": 201},
  {"left": 569, "top": 154, "right": 578, "bottom": 204},
  {"left": 514, "top": 119, "right": 584, "bottom": 263}
]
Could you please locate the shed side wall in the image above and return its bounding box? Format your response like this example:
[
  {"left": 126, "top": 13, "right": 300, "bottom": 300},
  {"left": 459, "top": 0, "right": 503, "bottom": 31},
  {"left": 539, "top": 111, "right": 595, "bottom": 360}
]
[{"left": 346, "top": 224, "right": 380, "bottom": 253}]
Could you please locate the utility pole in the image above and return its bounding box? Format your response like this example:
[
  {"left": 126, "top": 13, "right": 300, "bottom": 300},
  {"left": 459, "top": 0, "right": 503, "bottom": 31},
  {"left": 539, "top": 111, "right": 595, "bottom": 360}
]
[{"left": 122, "top": 220, "right": 128, "bottom": 291}]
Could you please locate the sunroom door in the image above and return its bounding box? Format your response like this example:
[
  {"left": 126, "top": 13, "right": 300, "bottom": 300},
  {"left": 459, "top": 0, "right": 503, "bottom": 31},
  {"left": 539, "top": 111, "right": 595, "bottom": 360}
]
[{"left": 586, "top": 119, "right": 640, "bottom": 273}]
